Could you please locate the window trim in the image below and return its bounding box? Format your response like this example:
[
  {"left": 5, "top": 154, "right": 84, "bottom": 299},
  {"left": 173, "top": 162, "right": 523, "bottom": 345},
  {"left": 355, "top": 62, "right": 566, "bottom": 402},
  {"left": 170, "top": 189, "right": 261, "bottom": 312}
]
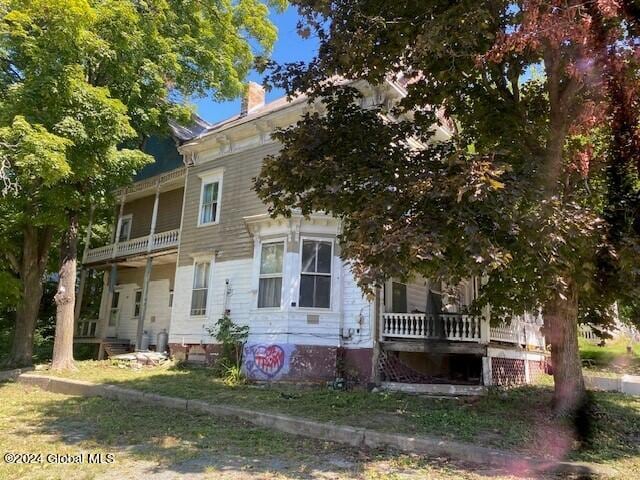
[
  {"left": 297, "top": 237, "right": 334, "bottom": 311},
  {"left": 133, "top": 289, "right": 142, "bottom": 318},
  {"left": 197, "top": 170, "right": 223, "bottom": 227},
  {"left": 256, "top": 238, "right": 286, "bottom": 310},
  {"left": 190, "top": 259, "right": 212, "bottom": 317},
  {"left": 108, "top": 290, "right": 121, "bottom": 327},
  {"left": 117, "top": 214, "right": 133, "bottom": 242}
]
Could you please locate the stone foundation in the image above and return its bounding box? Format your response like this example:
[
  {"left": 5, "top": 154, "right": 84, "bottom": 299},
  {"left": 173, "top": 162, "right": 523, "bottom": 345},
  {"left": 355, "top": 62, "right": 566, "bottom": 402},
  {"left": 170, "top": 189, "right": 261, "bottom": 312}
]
[
  {"left": 168, "top": 343, "right": 222, "bottom": 366},
  {"left": 339, "top": 347, "right": 373, "bottom": 383},
  {"left": 169, "top": 342, "right": 373, "bottom": 384}
]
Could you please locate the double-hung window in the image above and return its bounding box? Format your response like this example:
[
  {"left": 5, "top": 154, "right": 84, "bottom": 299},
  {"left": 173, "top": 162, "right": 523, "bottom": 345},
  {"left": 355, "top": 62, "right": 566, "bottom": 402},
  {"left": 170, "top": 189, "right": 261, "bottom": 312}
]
[
  {"left": 133, "top": 289, "right": 142, "bottom": 317},
  {"left": 198, "top": 172, "right": 223, "bottom": 226},
  {"left": 299, "top": 240, "right": 332, "bottom": 309},
  {"left": 190, "top": 261, "right": 210, "bottom": 316},
  {"left": 258, "top": 242, "right": 284, "bottom": 308},
  {"left": 108, "top": 291, "right": 120, "bottom": 327}
]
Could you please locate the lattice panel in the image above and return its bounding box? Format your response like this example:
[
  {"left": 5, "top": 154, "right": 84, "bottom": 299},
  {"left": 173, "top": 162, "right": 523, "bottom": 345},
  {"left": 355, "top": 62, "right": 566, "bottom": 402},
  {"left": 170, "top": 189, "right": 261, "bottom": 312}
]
[
  {"left": 378, "top": 350, "right": 433, "bottom": 383},
  {"left": 527, "top": 359, "right": 547, "bottom": 382},
  {"left": 492, "top": 357, "right": 526, "bottom": 387}
]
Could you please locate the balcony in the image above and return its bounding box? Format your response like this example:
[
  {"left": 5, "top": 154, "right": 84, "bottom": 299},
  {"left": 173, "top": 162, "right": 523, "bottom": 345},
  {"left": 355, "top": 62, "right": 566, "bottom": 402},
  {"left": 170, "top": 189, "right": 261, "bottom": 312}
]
[{"left": 85, "top": 228, "right": 180, "bottom": 264}]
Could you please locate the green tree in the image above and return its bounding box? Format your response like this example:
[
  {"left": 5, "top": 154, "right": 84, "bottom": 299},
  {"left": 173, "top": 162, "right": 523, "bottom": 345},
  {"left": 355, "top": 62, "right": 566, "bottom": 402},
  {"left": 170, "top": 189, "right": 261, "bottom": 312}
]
[
  {"left": 255, "top": 1, "right": 640, "bottom": 415},
  {"left": 0, "top": 0, "right": 284, "bottom": 368}
]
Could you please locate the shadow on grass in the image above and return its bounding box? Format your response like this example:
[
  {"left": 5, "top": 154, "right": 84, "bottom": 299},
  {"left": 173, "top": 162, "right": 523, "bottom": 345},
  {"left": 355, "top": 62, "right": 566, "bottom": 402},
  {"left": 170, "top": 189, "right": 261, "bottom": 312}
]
[
  {"left": 41, "top": 362, "right": 640, "bottom": 468},
  {"left": 15, "top": 387, "right": 366, "bottom": 479}
]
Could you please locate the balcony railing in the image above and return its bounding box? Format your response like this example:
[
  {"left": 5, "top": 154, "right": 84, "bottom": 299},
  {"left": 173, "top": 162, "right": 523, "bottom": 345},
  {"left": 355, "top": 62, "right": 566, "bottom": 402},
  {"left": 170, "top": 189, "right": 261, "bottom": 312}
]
[
  {"left": 381, "top": 313, "right": 485, "bottom": 342},
  {"left": 381, "top": 312, "right": 546, "bottom": 349},
  {"left": 85, "top": 228, "right": 180, "bottom": 263},
  {"left": 490, "top": 320, "right": 545, "bottom": 350}
]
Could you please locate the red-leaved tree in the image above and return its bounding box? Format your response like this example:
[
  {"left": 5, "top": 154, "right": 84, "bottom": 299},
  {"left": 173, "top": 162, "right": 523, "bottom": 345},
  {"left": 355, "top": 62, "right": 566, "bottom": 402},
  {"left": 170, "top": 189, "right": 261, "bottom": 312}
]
[{"left": 255, "top": 0, "right": 640, "bottom": 415}]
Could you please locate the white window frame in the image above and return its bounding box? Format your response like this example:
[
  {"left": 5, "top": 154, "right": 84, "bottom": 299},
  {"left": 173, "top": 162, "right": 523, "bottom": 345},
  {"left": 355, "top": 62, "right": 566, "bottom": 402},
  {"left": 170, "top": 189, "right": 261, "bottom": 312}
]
[
  {"left": 108, "top": 290, "right": 121, "bottom": 327},
  {"left": 190, "top": 259, "right": 211, "bottom": 317},
  {"left": 297, "top": 237, "right": 334, "bottom": 311},
  {"left": 133, "top": 288, "right": 142, "bottom": 318},
  {"left": 117, "top": 214, "right": 133, "bottom": 242},
  {"left": 197, "top": 170, "right": 223, "bottom": 227},
  {"left": 256, "top": 238, "right": 286, "bottom": 310}
]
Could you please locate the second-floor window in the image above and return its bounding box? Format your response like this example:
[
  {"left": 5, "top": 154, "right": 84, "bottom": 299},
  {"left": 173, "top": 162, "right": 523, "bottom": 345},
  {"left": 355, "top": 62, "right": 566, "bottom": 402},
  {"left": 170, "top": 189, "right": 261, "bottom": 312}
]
[
  {"left": 299, "top": 239, "right": 332, "bottom": 309},
  {"left": 190, "top": 261, "right": 210, "bottom": 316},
  {"left": 258, "top": 241, "right": 284, "bottom": 308},
  {"left": 198, "top": 172, "right": 223, "bottom": 226}
]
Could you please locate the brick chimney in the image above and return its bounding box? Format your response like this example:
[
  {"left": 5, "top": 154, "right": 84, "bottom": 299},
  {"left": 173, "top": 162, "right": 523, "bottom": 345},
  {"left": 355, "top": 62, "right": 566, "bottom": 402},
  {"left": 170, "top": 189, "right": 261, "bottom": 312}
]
[{"left": 240, "top": 81, "right": 265, "bottom": 116}]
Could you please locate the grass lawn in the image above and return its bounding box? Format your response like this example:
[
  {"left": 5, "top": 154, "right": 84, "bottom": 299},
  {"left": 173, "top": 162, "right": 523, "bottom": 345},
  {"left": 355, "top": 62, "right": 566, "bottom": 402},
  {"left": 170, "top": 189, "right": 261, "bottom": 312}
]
[
  {"left": 579, "top": 337, "right": 640, "bottom": 378},
  {"left": 36, "top": 360, "right": 640, "bottom": 474},
  {"left": 0, "top": 381, "right": 551, "bottom": 480}
]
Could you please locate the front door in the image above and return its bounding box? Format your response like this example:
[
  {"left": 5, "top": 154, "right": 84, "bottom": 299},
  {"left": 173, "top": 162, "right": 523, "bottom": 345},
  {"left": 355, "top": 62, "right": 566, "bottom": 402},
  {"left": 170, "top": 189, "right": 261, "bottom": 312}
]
[{"left": 106, "top": 291, "right": 120, "bottom": 338}]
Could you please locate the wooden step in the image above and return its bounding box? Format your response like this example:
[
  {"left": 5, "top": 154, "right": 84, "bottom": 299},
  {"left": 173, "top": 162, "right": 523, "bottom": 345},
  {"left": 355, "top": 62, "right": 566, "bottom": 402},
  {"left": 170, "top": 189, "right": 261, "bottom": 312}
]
[{"left": 103, "top": 342, "right": 131, "bottom": 359}]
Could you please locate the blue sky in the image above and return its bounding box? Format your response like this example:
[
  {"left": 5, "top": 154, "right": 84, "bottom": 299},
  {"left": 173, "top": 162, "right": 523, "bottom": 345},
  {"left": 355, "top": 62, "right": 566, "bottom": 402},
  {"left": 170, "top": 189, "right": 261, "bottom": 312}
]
[{"left": 191, "top": 6, "right": 318, "bottom": 124}]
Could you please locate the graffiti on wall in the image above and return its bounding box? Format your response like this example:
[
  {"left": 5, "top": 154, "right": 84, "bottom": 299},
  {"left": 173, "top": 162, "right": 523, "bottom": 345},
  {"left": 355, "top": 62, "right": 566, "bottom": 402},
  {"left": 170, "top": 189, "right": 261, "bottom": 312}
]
[{"left": 243, "top": 343, "right": 295, "bottom": 380}]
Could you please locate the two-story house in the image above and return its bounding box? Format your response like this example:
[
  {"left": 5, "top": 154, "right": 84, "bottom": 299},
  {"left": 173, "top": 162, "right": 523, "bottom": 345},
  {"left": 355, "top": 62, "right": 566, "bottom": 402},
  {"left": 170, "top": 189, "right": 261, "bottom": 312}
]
[{"left": 77, "top": 81, "right": 547, "bottom": 390}]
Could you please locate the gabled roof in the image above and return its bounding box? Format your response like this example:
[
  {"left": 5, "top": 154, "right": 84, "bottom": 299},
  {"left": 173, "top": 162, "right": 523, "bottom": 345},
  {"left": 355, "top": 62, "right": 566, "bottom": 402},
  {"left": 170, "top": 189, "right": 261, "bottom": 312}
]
[
  {"left": 183, "top": 93, "right": 308, "bottom": 146},
  {"left": 169, "top": 113, "right": 212, "bottom": 142}
]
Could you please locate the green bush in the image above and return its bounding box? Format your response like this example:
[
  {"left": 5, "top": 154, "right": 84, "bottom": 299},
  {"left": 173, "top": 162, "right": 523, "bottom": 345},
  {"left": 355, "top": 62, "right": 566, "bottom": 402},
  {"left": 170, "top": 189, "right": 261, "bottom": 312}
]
[{"left": 206, "top": 311, "right": 249, "bottom": 380}]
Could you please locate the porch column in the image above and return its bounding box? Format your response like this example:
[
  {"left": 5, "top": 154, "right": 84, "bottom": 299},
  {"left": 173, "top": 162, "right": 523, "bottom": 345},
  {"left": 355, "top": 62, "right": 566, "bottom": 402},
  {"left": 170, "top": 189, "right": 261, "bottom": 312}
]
[
  {"left": 371, "top": 287, "right": 382, "bottom": 385},
  {"left": 147, "top": 180, "right": 161, "bottom": 252},
  {"left": 74, "top": 204, "right": 94, "bottom": 324},
  {"left": 482, "top": 356, "right": 493, "bottom": 386},
  {"left": 136, "top": 256, "right": 153, "bottom": 350},
  {"left": 113, "top": 192, "right": 126, "bottom": 258},
  {"left": 135, "top": 180, "right": 160, "bottom": 350},
  {"left": 479, "top": 276, "right": 491, "bottom": 343}
]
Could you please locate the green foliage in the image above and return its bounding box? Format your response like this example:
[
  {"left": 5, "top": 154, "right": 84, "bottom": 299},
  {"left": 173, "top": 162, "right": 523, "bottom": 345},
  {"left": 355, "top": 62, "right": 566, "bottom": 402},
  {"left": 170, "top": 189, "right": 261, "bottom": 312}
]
[
  {"left": 220, "top": 363, "right": 247, "bottom": 387},
  {"left": 0, "top": 279, "right": 57, "bottom": 364},
  {"left": 0, "top": 0, "right": 283, "bottom": 364},
  {"left": 207, "top": 312, "right": 249, "bottom": 374}
]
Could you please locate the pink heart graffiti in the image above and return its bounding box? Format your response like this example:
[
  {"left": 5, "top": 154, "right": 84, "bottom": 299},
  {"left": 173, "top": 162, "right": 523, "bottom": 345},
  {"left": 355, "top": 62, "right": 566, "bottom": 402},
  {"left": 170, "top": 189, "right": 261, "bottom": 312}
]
[{"left": 253, "top": 344, "right": 285, "bottom": 377}]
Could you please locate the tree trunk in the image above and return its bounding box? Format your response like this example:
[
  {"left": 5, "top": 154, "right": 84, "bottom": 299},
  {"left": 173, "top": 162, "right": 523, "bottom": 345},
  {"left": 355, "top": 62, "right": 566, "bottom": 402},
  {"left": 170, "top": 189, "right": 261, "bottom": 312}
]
[
  {"left": 543, "top": 282, "right": 585, "bottom": 416},
  {"left": 5, "top": 227, "right": 50, "bottom": 368},
  {"left": 51, "top": 212, "right": 79, "bottom": 371}
]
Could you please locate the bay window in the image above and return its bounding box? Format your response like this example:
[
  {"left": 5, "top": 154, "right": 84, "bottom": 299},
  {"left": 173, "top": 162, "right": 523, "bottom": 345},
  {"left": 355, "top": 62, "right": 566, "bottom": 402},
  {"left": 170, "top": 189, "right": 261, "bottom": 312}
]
[
  {"left": 258, "top": 241, "right": 284, "bottom": 308},
  {"left": 299, "top": 239, "right": 332, "bottom": 309}
]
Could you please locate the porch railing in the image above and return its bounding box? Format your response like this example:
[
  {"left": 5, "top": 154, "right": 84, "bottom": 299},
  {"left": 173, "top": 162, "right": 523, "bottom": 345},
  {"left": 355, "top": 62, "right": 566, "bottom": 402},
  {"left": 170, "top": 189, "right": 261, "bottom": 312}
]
[
  {"left": 381, "top": 313, "right": 484, "bottom": 342},
  {"left": 85, "top": 228, "right": 180, "bottom": 263},
  {"left": 490, "top": 320, "right": 545, "bottom": 350},
  {"left": 75, "top": 319, "right": 98, "bottom": 338}
]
